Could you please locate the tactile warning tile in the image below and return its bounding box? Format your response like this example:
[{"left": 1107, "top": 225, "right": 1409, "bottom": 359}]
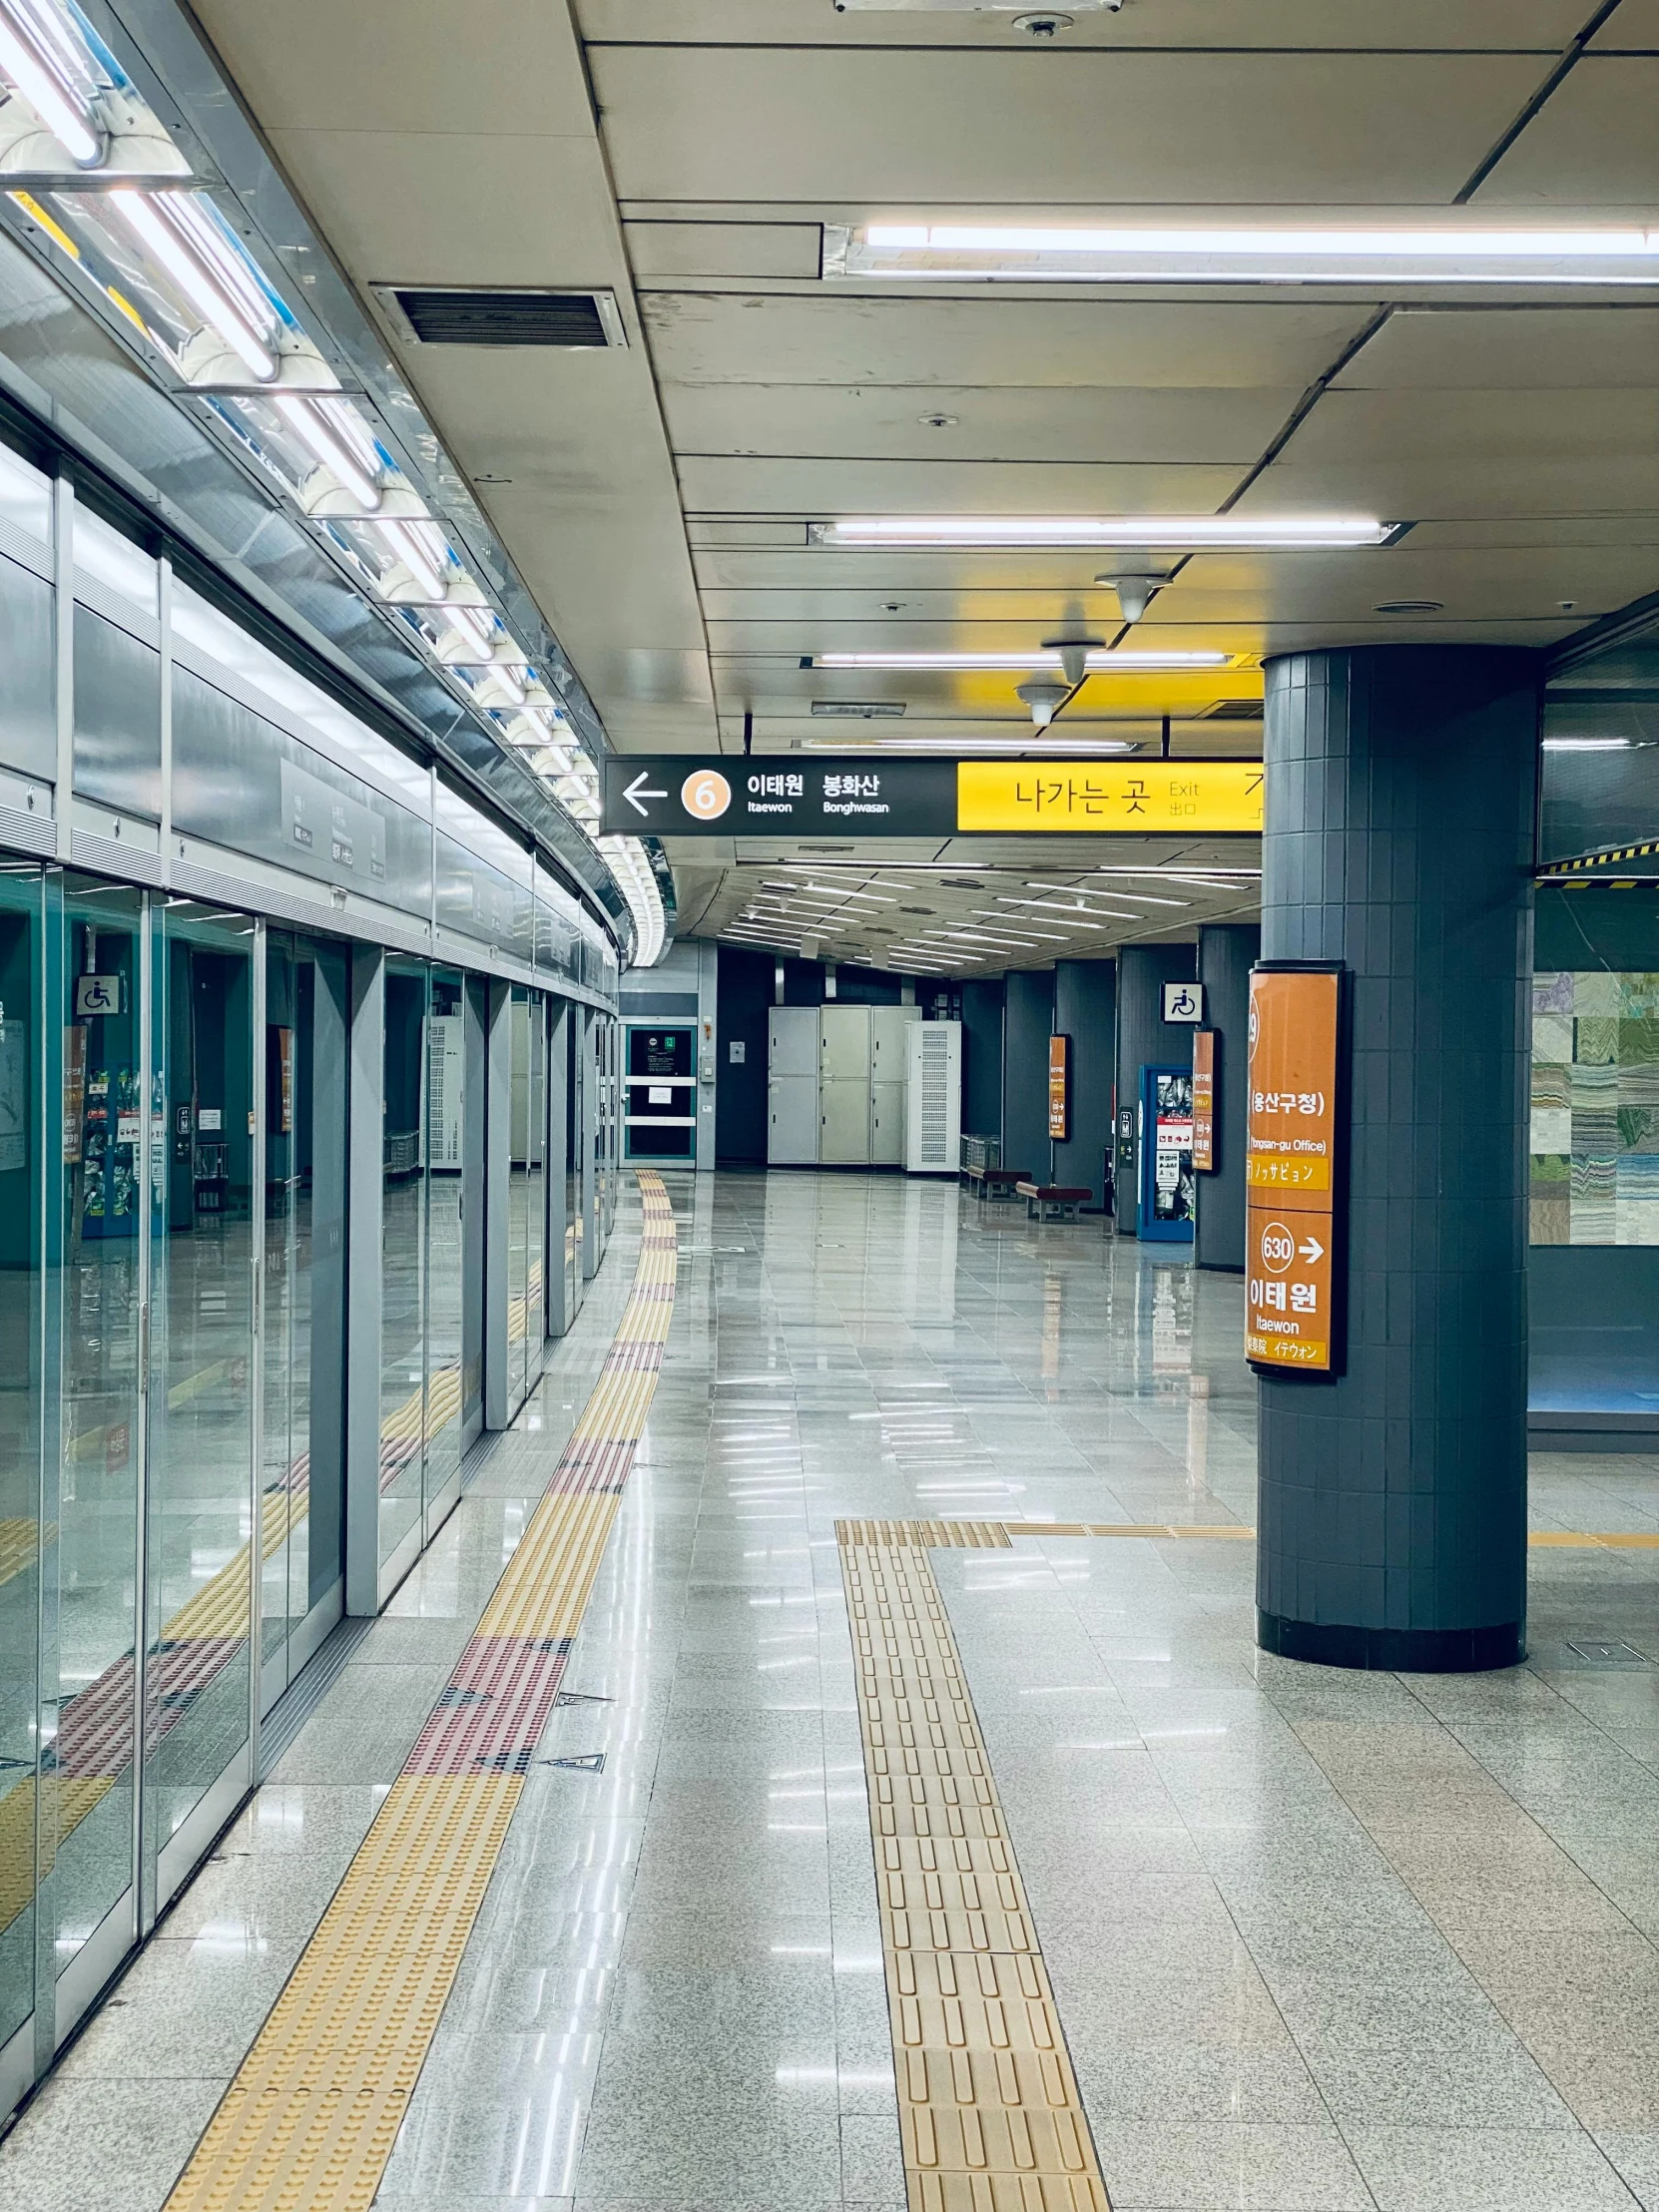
[
  {"left": 839, "top": 1525, "right": 1111, "bottom": 2212},
  {"left": 164, "top": 1173, "right": 677, "bottom": 2212},
  {"left": 837, "top": 1518, "right": 1014, "bottom": 1550}
]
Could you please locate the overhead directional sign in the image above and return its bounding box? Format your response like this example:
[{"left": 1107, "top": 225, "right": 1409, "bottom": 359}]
[{"left": 602, "top": 754, "right": 1263, "bottom": 837}]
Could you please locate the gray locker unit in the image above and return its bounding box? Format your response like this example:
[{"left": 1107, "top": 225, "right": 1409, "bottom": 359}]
[
  {"left": 819, "top": 1004, "right": 872, "bottom": 1164},
  {"left": 870, "top": 1004, "right": 917, "bottom": 1166},
  {"left": 768, "top": 1006, "right": 821, "bottom": 1164}
]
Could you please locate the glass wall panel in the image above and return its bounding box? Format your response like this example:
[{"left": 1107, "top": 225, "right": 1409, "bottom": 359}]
[
  {"left": 50, "top": 876, "right": 144, "bottom": 1973},
  {"left": 380, "top": 959, "right": 428, "bottom": 1576},
  {"left": 508, "top": 986, "right": 531, "bottom": 1407},
  {"left": 0, "top": 861, "right": 42, "bottom": 2054},
  {"left": 424, "top": 968, "right": 464, "bottom": 1533},
  {"left": 260, "top": 933, "right": 347, "bottom": 1714},
  {"left": 144, "top": 902, "right": 256, "bottom": 1863},
  {"left": 526, "top": 996, "right": 545, "bottom": 1378}
]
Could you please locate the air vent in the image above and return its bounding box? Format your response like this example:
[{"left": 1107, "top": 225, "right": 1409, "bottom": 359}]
[
  {"left": 378, "top": 286, "right": 626, "bottom": 349},
  {"left": 812, "top": 701, "right": 906, "bottom": 719},
  {"left": 1203, "top": 700, "right": 1265, "bottom": 721},
  {"left": 1374, "top": 598, "right": 1446, "bottom": 616},
  {"left": 941, "top": 876, "right": 985, "bottom": 889}
]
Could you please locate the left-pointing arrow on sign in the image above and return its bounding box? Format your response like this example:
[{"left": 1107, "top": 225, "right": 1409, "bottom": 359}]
[{"left": 623, "top": 771, "right": 668, "bottom": 816}]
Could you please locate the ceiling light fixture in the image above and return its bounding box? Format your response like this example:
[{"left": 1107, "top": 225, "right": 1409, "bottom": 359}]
[
  {"left": 0, "top": 5, "right": 99, "bottom": 165},
  {"left": 110, "top": 190, "right": 276, "bottom": 382},
  {"left": 1541, "top": 736, "right": 1634, "bottom": 750},
  {"left": 809, "top": 649, "right": 1230, "bottom": 670},
  {"left": 276, "top": 394, "right": 380, "bottom": 511},
  {"left": 812, "top": 516, "right": 1390, "bottom": 550},
  {"left": 829, "top": 222, "right": 1659, "bottom": 286}
]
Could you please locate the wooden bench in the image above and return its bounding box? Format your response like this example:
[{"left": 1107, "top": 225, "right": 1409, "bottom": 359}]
[
  {"left": 1015, "top": 1181, "right": 1091, "bottom": 1223},
  {"left": 966, "top": 1164, "right": 1032, "bottom": 1203}
]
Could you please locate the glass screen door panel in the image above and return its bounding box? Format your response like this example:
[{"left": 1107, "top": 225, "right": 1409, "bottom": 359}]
[
  {"left": 565, "top": 1006, "right": 582, "bottom": 1318},
  {"left": 460, "top": 975, "right": 486, "bottom": 1446},
  {"left": 144, "top": 902, "right": 256, "bottom": 1864},
  {"left": 50, "top": 877, "right": 145, "bottom": 1976},
  {"left": 0, "top": 862, "right": 43, "bottom": 2055},
  {"left": 424, "top": 968, "right": 465, "bottom": 1538},
  {"left": 260, "top": 934, "right": 347, "bottom": 1716},
  {"left": 507, "top": 986, "right": 530, "bottom": 1410},
  {"left": 379, "top": 959, "right": 428, "bottom": 1578},
  {"left": 524, "top": 995, "right": 545, "bottom": 1384}
]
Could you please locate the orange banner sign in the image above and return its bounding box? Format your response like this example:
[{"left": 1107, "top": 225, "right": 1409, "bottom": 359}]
[
  {"left": 1047, "top": 1034, "right": 1069, "bottom": 1142},
  {"left": 1245, "top": 967, "right": 1342, "bottom": 1375},
  {"left": 1192, "top": 1030, "right": 1216, "bottom": 1173}
]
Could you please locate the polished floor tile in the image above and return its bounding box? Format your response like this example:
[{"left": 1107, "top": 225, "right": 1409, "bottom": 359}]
[{"left": 9, "top": 1170, "right": 1659, "bottom": 2212}]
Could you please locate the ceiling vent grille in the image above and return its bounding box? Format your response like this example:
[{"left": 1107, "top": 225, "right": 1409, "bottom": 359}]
[
  {"left": 378, "top": 286, "right": 626, "bottom": 349},
  {"left": 1203, "top": 700, "right": 1265, "bottom": 721}
]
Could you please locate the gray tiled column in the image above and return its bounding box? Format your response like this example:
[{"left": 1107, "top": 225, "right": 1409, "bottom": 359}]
[
  {"left": 1194, "top": 922, "right": 1260, "bottom": 1272},
  {"left": 1257, "top": 645, "right": 1538, "bottom": 1671}
]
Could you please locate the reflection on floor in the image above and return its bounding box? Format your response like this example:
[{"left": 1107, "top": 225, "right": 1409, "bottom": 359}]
[{"left": 5, "top": 1169, "right": 1659, "bottom": 2212}]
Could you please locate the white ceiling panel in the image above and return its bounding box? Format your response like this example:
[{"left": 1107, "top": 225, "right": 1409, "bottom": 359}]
[
  {"left": 677, "top": 456, "right": 1245, "bottom": 516},
  {"left": 262, "top": 131, "right": 624, "bottom": 288},
  {"left": 589, "top": 49, "right": 1542, "bottom": 208},
  {"left": 1592, "top": 0, "right": 1659, "bottom": 43},
  {"left": 1474, "top": 57, "right": 1659, "bottom": 202},
  {"left": 641, "top": 292, "right": 1380, "bottom": 389},
  {"left": 193, "top": 0, "right": 596, "bottom": 135},
  {"left": 659, "top": 383, "right": 1295, "bottom": 464},
  {"left": 626, "top": 224, "right": 824, "bottom": 279},
  {"left": 577, "top": 0, "right": 1583, "bottom": 54},
  {"left": 1335, "top": 308, "right": 1659, "bottom": 391},
  {"left": 1266, "top": 386, "right": 1659, "bottom": 472}
]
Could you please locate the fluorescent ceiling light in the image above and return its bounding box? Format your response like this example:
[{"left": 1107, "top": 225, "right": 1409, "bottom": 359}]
[
  {"left": 833, "top": 222, "right": 1659, "bottom": 286},
  {"left": 0, "top": 9, "right": 98, "bottom": 165},
  {"left": 1542, "top": 737, "right": 1633, "bottom": 750},
  {"left": 1086, "top": 865, "right": 1263, "bottom": 880},
  {"left": 811, "top": 649, "right": 1231, "bottom": 670},
  {"left": 813, "top": 516, "right": 1387, "bottom": 550},
  {"left": 378, "top": 517, "right": 446, "bottom": 602},
  {"left": 795, "top": 734, "right": 1139, "bottom": 754},
  {"left": 762, "top": 881, "right": 897, "bottom": 903},
  {"left": 1001, "top": 897, "right": 1141, "bottom": 919},
  {"left": 276, "top": 394, "right": 379, "bottom": 512},
  {"left": 111, "top": 191, "right": 276, "bottom": 382},
  {"left": 1030, "top": 882, "right": 1190, "bottom": 908}
]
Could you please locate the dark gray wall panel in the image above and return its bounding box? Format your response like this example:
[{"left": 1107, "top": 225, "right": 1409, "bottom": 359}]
[
  {"left": 1052, "top": 959, "right": 1115, "bottom": 1209},
  {"left": 1195, "top": 923, "right": 1260, "bottom": 1271}
]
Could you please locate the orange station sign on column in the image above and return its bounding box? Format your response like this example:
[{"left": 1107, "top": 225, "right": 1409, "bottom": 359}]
[
  {"left": 1245, "top": 965, "right": 1344, "bottom": 1376},
  {"left": 1047, "top": 1034, "right": 1069, "bottom": 1141},
  {"left": 1191, "top": 1030, "right": 1217, "bottom": 1173}
]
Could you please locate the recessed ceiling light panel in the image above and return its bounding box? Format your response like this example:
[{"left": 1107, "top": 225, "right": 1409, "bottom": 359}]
[
  {"left": 811, "top": 515, "right": 1393, "bottom": 550},
  {"left": 824, "top": 223, "right": 1659, "bottom": 286}
]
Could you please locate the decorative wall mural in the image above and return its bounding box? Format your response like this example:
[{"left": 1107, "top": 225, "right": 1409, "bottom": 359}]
[{"left": 1531, "top": 970, "right": 1659, "bottom": 1245}]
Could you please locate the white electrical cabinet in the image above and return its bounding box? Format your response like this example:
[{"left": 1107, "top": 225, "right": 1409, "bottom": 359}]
[
  {"left": 768, "top": 1007, "right": 821, "bottom": 1164},
  {"left": 906, "top": 1019, "right": 961, "bottom": 1175}
]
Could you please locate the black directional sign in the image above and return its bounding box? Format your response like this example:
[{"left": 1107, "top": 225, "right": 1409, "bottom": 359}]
[
  {"left": 602, "top": 754, "right": 1265, "bottom": 838},
  {"left": 604, "top": 755, "right": 956, "bottom": 837}
]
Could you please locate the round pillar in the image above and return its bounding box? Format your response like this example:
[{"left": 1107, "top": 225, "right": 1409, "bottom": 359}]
[{"left": 1257, "top": 646, "right": 1538, "bottom": 1671}]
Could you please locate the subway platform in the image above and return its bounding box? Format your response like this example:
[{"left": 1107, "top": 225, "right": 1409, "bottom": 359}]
[{"left": 5, "top": 1168, "right": 1659, "bottom": 2212}]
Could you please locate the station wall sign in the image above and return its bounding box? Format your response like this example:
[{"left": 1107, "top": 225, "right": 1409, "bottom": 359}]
[
  {"left": 1245, "top": 964, "right": 1345, "bottom": 1377},
  {"left": 1047, "top": 1034, "right": 1069, "bottom": 1141},
  {"left": 1192, "top": 1029, "right": 1217, "bottom": 1173},
  {"left": 603, "top": 755, "right": 1264, "bottom": 838}
]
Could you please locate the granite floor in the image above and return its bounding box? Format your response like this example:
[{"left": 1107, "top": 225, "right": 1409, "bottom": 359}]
[{"left": 5, "top": 1167, "right": 1659, "bottom": 2212}]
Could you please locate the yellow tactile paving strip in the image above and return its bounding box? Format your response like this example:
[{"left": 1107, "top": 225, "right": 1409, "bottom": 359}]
[
  {"left": 162, "top": 1171, "right": 676, "bottom": 2212},
  {"left": 837, "top": 1517, "right": 1112, "bottom": 2212}
]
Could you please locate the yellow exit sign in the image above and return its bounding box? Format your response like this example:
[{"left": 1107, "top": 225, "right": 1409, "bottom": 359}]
[{"left": 955, "top": 760, "right": 1264, "bottom": 834}]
